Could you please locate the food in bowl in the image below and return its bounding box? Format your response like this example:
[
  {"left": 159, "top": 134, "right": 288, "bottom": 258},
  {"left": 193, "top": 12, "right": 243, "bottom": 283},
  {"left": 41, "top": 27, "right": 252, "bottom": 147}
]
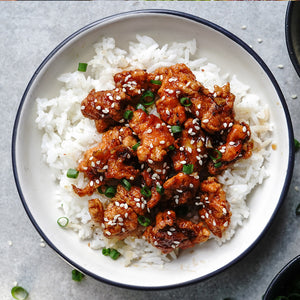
[{"left": 36, "top": 35, "right": 272, "bottom": 266}]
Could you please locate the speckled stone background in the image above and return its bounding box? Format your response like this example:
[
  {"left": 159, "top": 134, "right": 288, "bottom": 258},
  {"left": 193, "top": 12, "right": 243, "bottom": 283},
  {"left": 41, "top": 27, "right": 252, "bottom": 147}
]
[{"left": 1, "top": 1, "right": 299, "bottom": 300}]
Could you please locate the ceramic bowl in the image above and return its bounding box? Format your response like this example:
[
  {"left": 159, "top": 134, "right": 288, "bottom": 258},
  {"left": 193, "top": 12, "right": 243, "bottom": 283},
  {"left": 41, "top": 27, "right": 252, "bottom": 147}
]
[
  {"left": 12, "top": 9, "right": 294, "bottom": 289},
  {"left": 264, "top": 256, "right": 300, "bottom": 299},
  {"left": 286, "top": 1, "right": 300, "bottom": 77}
]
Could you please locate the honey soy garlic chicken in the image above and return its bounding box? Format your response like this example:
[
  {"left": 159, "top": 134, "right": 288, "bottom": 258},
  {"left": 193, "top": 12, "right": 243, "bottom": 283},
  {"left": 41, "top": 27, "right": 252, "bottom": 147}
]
[{"left": 70, "top": 63, "right": 253, "bottom": 255}]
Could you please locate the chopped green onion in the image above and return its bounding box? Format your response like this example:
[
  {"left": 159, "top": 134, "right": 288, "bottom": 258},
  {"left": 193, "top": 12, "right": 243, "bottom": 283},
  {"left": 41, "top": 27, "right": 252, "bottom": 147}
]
[
  {"left": 78, "top": 62, "right": 88, "bottom": 72},
  {"left": 121, "top": 178, "right": 131, "bottom": 191},
  {"left": 132, "top": 141, "right": 141, "bottom": 151},
  {"left": 168, "top": 145, "right": 175, "bottom": 151},
  {"left": 11, "top": 286, "right": 29, "bottom": 300},
  {"left": 105, "top": 186, "right": 116, "bottom": 198},
  {"left": 296, "top": 203, "right": 300, "bottom": 216},
  {"left": 102, "top": 247, "right": 111, "bottom": 256},
  {"left": 180, "top": 97, "right": 191, "bottom": 107},
  {"left": 295, "top": 139, "right": 300, "bottom": 151},
  {"left": 150, "top": 79, "right": 162, "bottom": 85},
  {"left": 141, "top": 186, "right": 152, "bottom": 198},
  {"left": 209, "top": 149, "right": 222, "bottom": 162},
  {"left": 109, "top": 248, "right": 121, "bottom": 260},
  {"left": 72, "top": 269, "right": 85, "bottom": 282},
  {"left": 123, "top": 110, "right": 133, "bottom": 120},
  {"left": 182, "top": 164, "right": 194, "bottom": 175},
  {"left": 138, "top": 215, "right": 151, "bottom": 227},
  {"left": 140, "top": 90, "right": 155, "bottom": 106},
  {"left": 171, "top": 125, "right": 182, "bottom": 134},
  {"left": 102, "top": 248, "right": 121, "bottom": 260},
  {"left": 57, "top": 217, "right": 69, "bottom": 228},
  {"left": 67, "top": 168, "right": 79, "bottom": 179},
  {"left": 156, "top": 184, "right": 164, "bottom": 195},
  {"left": 136, "top": 103, "right": 148, "bottom": 113},
  {"left": 97, "top": 186, "right": 105, "bottom": 194},
  {"left": 214, "top": 162, "right": 222, "bottom": 168}
]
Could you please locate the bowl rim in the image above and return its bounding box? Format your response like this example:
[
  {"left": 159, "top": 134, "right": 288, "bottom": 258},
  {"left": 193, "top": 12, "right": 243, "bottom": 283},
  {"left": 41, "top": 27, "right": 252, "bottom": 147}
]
[
  {"left": 263, "top": 255, "right": 300, "bottom": 299},
  {"left": 11, "top": 9, "right": 295, "bottom": 290},
  {"left": 285, "top": 1, "right": 300, "bottom": 77}
]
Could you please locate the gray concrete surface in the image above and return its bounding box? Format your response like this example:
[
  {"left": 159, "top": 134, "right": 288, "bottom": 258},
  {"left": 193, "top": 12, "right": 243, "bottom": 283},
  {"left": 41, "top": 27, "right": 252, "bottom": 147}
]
[{"left": 1, "top": 1, "right": 300, "bottom": 300}]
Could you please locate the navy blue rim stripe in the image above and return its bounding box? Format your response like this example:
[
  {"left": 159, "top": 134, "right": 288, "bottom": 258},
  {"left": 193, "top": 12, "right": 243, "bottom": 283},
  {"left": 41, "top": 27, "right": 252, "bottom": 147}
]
[
  {"left": 12, "top": 9, "right": 295, "bottom": 291},
  {"left": 285, "top": 2, "right": 300, "bottom": 77}
]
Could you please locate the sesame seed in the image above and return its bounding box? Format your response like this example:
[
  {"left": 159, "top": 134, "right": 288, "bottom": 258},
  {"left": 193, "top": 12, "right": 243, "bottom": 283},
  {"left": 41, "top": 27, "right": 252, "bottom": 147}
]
[
  {"left": 159, "top": 140, "right": 165, "bottom": 144},
  {"left": 189, "top": 183, "right": 194, "bottom": 188},
  {"left": 81, "top": 105, "right": 85, "bottom": 110},
  {"left": 180, "top": 160, "right": 187, "bottom": 164},
  {"left": 241, "top": 25, "right": 247, "bottom": 30},
  {"left": 243, "top": 126, "right": 247, "bottom": 132},
  {"left": 136, "top": 203, "right": 141, "bottom": 208},
  {"left": 167, "top": 231, "right": 172, "bottom": 236},
  {"left": 89, "top": 181, "right": 94, "bottom": 187},
  {"left": 277, "top": 64, "right": 284, "bottom": 69},
  {"left": 202, "top": 119, "right": 209, "bottom": 123},
  {"left": 130, "top": 176, "right": 134, "bottom": 180},
  {"left": 291, "top": 94, "right": 298, "bottom": 99},
  {"left": 146, "top": 129, "right": 153, "bottom": 134},
  {"left": 257, "top": 38, "right": 263, "bottom": 43},
  {"left": 148, "top": 159, "right": 153, "bottom": 164},
  {"left": 106, "top": 231, "right": 111, "bottom": 236},
  {"left": 115, "top": 201, "right": 120, "bottom": 206}
]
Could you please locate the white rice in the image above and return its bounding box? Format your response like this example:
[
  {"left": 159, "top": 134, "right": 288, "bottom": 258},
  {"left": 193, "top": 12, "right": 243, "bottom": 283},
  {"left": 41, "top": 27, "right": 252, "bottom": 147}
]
[{"left": 36, "top": 35, "right": 272, "bottom": 266}]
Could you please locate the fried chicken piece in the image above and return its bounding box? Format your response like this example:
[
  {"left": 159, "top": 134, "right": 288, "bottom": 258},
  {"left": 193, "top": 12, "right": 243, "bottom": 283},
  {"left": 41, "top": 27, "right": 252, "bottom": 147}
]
[
  {"left": 163, "top": 173, "right": 200, "bottom": 206},
  {"left": 88, "top": 199, "right": 104, "bottom": 224},
  {"left": 114, "top": 185, "right": 147, "bottom": 216},
  {"left": 129, "top": 109, "right": 175, "bottom": 163},
  {"left": 103, "top": 200, "right": 138, "bottom": 239},
  {"left": 81, "top": 89, "right": 129, "bottom": 133},
  {"left": 114, "top": 69, "right": 148, "bottom": 98},
  {"left": 143, "top": 210, "right": 210, "bottom": 254},
  {"left": 172, "top": 118, "right": 208, "bottom": 173},
  {"left": 198, "top": 177, "right": 231, "bottom": 238},
  {"left": 191, "top": 83, "right": 235, "bottom": 134},
  {"left": 208, "top": 122, "right": 252, "bottom": 175},
  {"left": 73, "top": 126, "right": 138, "bottom": 196},
  {"left": 155, "top": 63, "right": 201, "bottom": 125}
]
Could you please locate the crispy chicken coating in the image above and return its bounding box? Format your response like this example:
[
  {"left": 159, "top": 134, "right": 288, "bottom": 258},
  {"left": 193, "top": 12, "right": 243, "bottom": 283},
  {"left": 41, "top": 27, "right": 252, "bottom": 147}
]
[
  {"left": 163, "top": 173, "right": 200, "bottom": 206},
  {"left": 73, "top": 126, "right": 138, "bottom": 196},
  {"left": 103, "top": 200, "right": 139, "bottom": 239},
  {"left": 155, "top": 64, "right": 201, "bottom": 125},
  {"left": 172, "top": 118, "right": 208, "bottom": 173},
  {"left": 81, "top": 89, "right": 129, "bottom": 133},
  {"left": 129, "top": 109, "right": 175, "bottom": 163},
  {"left": 191, "top": 83, "right": 235, "bottom": 134},
  {"left": 208, "top": 122, "right": 252, "bottom": 175},
  {"left": 114, "top": 69, "right": 148, "bottom": 98},
  {"left": 198, "top": 177, "right": 231, "bottom": 238},
  {"left": 88, "top": 199, "right": 104, "bottom": 224},
  {"left": 143, "top": 210, "right": 210, "bottom": 254}
]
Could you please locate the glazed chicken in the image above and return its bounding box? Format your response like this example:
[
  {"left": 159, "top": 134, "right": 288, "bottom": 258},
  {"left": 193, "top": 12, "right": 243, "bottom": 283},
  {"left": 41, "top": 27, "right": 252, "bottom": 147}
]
[{"left": 72, "top": 63, "right": 252, "bottom": 255}]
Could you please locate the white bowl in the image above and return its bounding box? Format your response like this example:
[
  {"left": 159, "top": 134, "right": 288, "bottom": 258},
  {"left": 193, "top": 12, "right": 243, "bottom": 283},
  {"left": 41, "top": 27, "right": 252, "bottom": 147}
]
[{"left": 12, "top": 9, "right": 294, "bottom": 289}]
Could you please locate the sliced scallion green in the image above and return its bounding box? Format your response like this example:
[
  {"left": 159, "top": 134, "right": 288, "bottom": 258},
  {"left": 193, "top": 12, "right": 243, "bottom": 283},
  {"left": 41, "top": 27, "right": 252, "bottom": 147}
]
[
  {"left": 102, "top": 248, "right": 121, "bottom": 260},
  {"left": 156, "top": 184, "right": 164, "bottom": 195},
  {"left": 11, "top": 286, "right": 29, "bottom": 300},
  {"left": 123, "top": 110, "right": 133, "bottom": 120},
  {"left": 180, "top": 97, "right": 191, "bottom": 107},
  {"left": 171, "top": 125, "right": 182, "bottom": 134},
  {"left": 150, "top": 79, "right": 162, "bottom": 85},
  {"left": 138, "top": 215, "right": 151, "bottom": 227},
  {"left": 168, "top": 145, "right": 175, "bottom": 151},
  {"left": 209, "top": 149, "right": 222, "bottom": 162},
  {"left": 295, "top": 138, "right": 300, "bottom": 151},
  {"left": 72, "top": 269, "right": 85, "bottom": 282},
  {"left": 78, "top": 62, "right": 88, "bottom": 72},
  {"left": 140, "top": 90, "right": 155, "bottom": 106},
  {"left": 109, "top": 248, "right": 121, "bottom": 260},
  {"left": 141, "top": 186, "right": 152, "bottom": 198},
  {"left": 182, "top": 164, "right": 194, "bottom": 175},
  {"left": 57, "top": 217, "right": 69, "bottom": 228},
  {"left": 105, "top": 186, "right": 116, "bottom": 198},
  {"left": 67, "top": 168, "right": 79, "bottom": 179},
  {"left": 214, "top": 162, "right": 222, "bottom": 168},
  {"left": 97, "top": 186, "right": 105, "bottom": 194},
  {"left": 102, "top": 247, "right": 111, "bottom": 256},
  {"left": 121, "top": 178, "right": 131, "bottom": 191},
  {"left": 136, "top": 103, "right": 148, "bottom": 113},
  {"left": 132, "top": 141, "right": 141, "bottom": 151}
]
